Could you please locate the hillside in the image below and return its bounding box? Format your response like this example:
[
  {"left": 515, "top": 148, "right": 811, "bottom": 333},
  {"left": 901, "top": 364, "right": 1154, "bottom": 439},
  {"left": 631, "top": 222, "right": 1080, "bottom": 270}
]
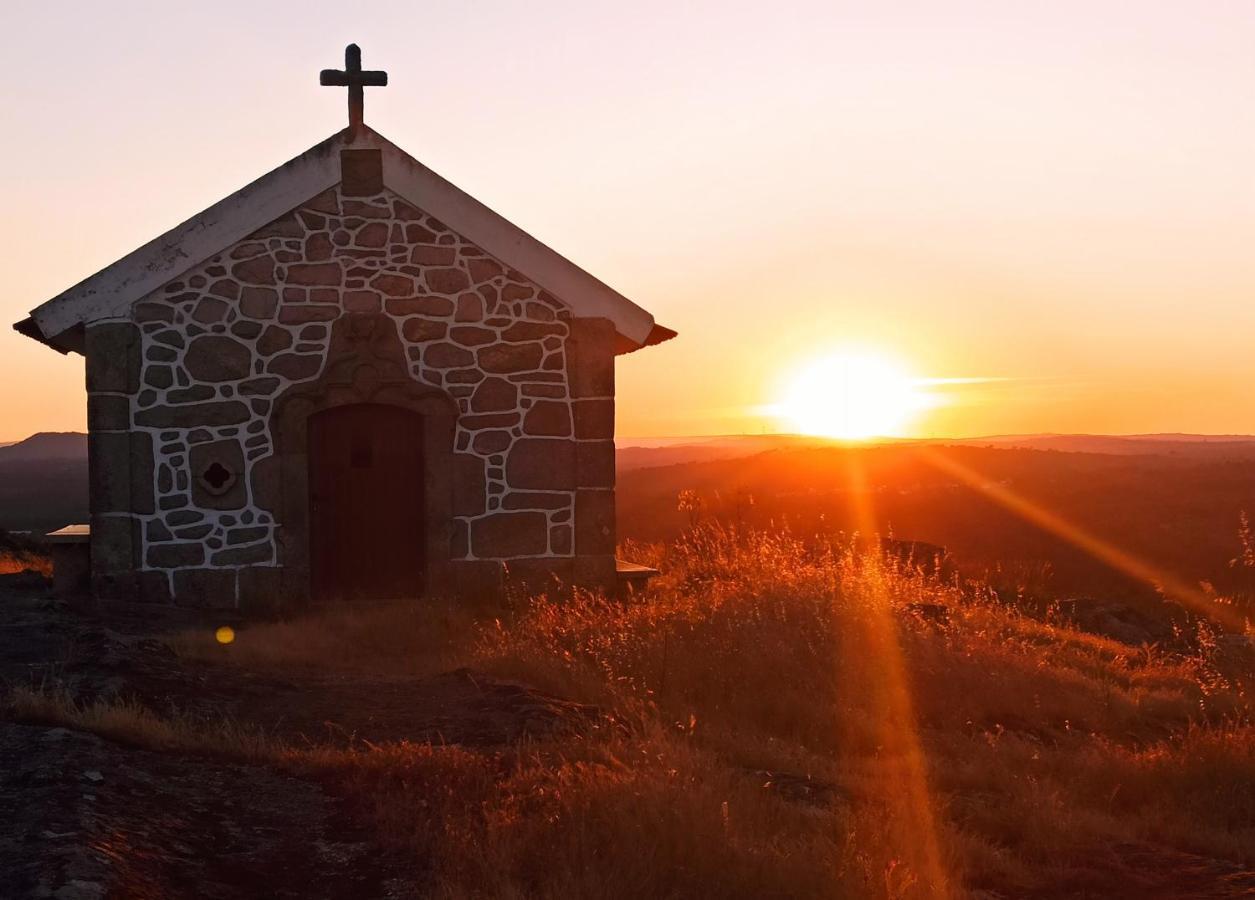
[
  {"left": 616, "top": 443, "right": 1255, "bottom": 604},
  {"left": 4, "top": 526, "right": 1253, "bottom": 898}
]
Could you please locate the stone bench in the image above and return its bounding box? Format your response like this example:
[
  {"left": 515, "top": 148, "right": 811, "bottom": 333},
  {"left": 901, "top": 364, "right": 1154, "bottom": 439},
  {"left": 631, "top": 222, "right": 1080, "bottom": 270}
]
[
  {"left": 46, "top": 524, "right": 91, "bottom": 596},
  {"left": 616, "top": 558, "right": 660, "bottom": 597}
]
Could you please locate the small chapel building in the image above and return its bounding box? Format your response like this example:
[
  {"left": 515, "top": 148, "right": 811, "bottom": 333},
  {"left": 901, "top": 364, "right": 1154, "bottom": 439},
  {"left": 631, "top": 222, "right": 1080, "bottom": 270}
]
[{"left": 14, "top": 47, "right": 674, "bottom": 609}]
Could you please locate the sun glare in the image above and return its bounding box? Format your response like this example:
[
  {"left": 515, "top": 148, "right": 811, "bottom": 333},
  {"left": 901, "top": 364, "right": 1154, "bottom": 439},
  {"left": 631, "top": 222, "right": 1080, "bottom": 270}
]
[{"left": 778, "top": 350, "right": 929, "bottom": 439}]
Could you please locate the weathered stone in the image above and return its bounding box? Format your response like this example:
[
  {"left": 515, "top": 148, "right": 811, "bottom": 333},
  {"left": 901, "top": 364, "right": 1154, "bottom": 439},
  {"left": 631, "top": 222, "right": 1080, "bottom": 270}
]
[
  {"left": 387, "top": 296, "right": 454, "bottom": 317},
  {"left": 454, "top": 293, "right": 483, "bottom": 322},
  {"left": 403, "top": 221, "right": 437, "bottom": 241},
  {"left": 471, "top": 511, "right": 548, "bottom": 558},
  {"left": 184, "top": 335, "right": 252, "bottom": 382},
  {"left": 472, "top": 430, "right": 512, "bottom": 454},
  {"left": 461, "top": 413, "right": 520, "bottom": 430},
  {"left": 152, "top": 329, "right": 185, "bottom": 349},
  {"left": 467, "top": 258, "right": 503, "bottom": 284},
  {"left": 479, "top": 343, "right": 543, "bottom": 374},
  {"left": 172, "top": 568, "right": 237, "bottom": 608},
  {"left": 257, "top": 325, "right": 292, "bottom": 355},
  {"left": 573, "top": 398, "right": 614, "bottom": 439},
  {"left": 269, "top": 353, "right": 323, "bottom": 380},
  {"left": 87, "top": 394, "right": 130, "bottom": 431},
  {"left": 89, "top": 432, "right": 130, "bottom": 514},
  {"left": 566, "top": 317, "right": 615, "bottom": 398},
  {"left": 86, "top": 323, "right": 141, "bottom": 393},
  {"left": 507, "top": 439, "right": 575, "bottom": 490},
  {"left": 232, "top": 321, "right": 263, "bottom": 340},
  {"left": 501, "top": 284, "right": 534, "bottom": 303},
  {"left": 502, "top": 321, "right": 564, "bottom": 341},
  {"left": 521, "top": 383, "right": 566, "bottom": 398},
  {"left": 288, "top": 263, "right": 342, "bottom": 286},
  {"left": 344, "top": 290, "right": 382, "bottom": 312},
  {"left": 134, "top": 302, "right": 173, "bottom": 323},
  {"left": 279, "top": 305, "right": 338, "bottom": 324},
  {"left": 90, "top": 514, "right": 137, "bottom": 577},
  {"left": 237, "top": 566, "right": 287, "bottom": 612},
  {"left": 409, "top": 245, "right": 454, "bottom": 266},
  {"left": 206, "top": 280, "right": 239, "bottom": 302},
  {"left": 135, "top": 401, "right": 251, "bottom": 428},
  {"left": 224, "top": 526, "right": 268, "bottom": 545},
  {"left": 356, "top": 222, "right": 389, "bottom": 248},
  {"left": 424, "top": 343, "right": 474, "bottom": 369},
  {"left": 523, "top": 400, "right": 572, "bottom": 437},
  {"left": 453, "top": 454, "right": 486, "bottom": 517},
  {"left": 402, "top": 318, "right": 447, "bottom": 342},
  {"left": 232, "top": 255, "right": 277, "bottom": 285},
  {"left": 240, "top": 286, "right": 279, "bottom": 319},
  {"left": 305, "top": 232, "right": 333, "bottom": 261},
  {"left": 236, "top": 376, "right": 279, "bottom": 396},
  {"left": 371, "top": 273, "right": 414, "bottom": 296},
  {"left": 424, "top": 268, "right": 470, "bottom": 294},
  {"left": 143, "top": 365, "right": 173, "bottom": 389},
  {"left": 166, "top": 385, "right": 215, "bottom": 404},
  {"left": 470, "top": 377, "right": 517, "bottom": 412},
  {"left": 504, "top": 491, "right": 572, "bottom": 510},
  {"left": 449, "top": 326, "right": 495, "bottom": 347},
  {"left": 575, "top": 489, "right": 615, "bottom": 555},
  {"left": 147, "top": 542, "right": 205, "bottom": 568},
  {"left": 550, "top": 524, "right": 572, "bottom": 555},
  {"left": 577, "top": 440, "right": 615, "bottom": 488}
]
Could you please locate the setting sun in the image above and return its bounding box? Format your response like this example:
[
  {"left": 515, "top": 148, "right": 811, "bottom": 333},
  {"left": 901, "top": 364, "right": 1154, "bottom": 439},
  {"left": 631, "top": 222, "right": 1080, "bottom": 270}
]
[{"left": 777, "top": 351, "right": 929, "bottom": 439}]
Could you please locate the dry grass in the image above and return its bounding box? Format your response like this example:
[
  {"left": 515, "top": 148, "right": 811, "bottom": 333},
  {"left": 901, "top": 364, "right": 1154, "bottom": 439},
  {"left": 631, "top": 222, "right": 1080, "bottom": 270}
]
[
  {"left": 17, "top": 523, "right": 1255, "bottom": 898},
  {"left": 7, "top": 685, "right": 275, "bottom": 760},
  {"left": 0, "top": 550, "right": 51, "bottom": 577}
]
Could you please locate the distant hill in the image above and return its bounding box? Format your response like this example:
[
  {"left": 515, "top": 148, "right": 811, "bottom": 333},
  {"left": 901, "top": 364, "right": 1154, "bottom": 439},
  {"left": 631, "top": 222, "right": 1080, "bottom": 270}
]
[
  {"left": 617, "top": 432, "right": 1255, "bottom": 470},
  {"left": 0, "top": 433, "right": 88, "bottom": 534},
  {"left": 615, "top": 441, "right": 1255, "bottom": 603},
  {"left": 0, "top": 432, "right": 88, "bottom": 463}
]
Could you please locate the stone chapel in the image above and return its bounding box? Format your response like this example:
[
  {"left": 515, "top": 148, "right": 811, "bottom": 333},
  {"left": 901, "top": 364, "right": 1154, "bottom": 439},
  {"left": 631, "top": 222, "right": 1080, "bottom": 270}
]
[{"left": 14, "top": 46, "right": 674, "bottom": 608}]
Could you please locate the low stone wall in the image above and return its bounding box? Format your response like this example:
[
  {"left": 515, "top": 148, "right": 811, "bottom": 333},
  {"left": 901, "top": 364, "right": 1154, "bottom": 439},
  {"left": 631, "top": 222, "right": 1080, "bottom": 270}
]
[{"left": 85, "top": 184, "right": 615, "bottom": 607}]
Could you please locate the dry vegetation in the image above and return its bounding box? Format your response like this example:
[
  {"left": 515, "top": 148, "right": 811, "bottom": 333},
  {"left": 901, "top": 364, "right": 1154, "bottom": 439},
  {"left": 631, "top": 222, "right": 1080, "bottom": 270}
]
[
  {"left": 15, "top": 525, "right": 1255, "bottom": 898},
  {"left": 0, "top": 528, "right": 50, "bottom": 577}
]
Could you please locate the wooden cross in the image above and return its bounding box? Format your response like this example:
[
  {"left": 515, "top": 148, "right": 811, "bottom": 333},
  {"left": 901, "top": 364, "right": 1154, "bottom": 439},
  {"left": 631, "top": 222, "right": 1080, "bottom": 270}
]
[{"left": 320, "top": 44, "right": 387, "bottom": 135}]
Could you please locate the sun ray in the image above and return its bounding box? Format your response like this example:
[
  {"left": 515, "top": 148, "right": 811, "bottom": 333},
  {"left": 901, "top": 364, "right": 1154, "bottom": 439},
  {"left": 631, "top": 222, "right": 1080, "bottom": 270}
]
[
  {"left": 839, "top": 450, "right": 954, "bottom": 897},
  {"left": 918, "top": 446, "right": 1247, "bottom": 630}
]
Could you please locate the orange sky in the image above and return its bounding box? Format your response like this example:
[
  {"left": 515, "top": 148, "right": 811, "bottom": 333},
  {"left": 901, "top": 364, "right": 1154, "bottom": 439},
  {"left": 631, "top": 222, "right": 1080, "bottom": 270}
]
[{"left": 2, "top": 2, "right": 1253, "bottom": 441}]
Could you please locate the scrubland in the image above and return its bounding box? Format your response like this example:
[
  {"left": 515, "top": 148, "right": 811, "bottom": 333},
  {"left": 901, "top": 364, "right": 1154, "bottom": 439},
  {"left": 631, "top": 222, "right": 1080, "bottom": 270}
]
[{"left": 14, "top": 524, "right": 1255, "bottom": 898}]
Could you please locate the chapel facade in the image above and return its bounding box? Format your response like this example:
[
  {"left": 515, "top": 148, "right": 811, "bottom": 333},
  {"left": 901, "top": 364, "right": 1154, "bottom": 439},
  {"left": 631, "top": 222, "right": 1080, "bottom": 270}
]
[{"left": 14, "top": 54, "right": 673, "bottom": 608}]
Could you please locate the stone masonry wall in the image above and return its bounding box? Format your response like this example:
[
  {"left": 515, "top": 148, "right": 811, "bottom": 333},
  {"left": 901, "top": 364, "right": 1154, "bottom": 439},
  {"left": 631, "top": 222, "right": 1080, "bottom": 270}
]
[{"left": 85, "top": 182, "right": 616, "bottom": 605}]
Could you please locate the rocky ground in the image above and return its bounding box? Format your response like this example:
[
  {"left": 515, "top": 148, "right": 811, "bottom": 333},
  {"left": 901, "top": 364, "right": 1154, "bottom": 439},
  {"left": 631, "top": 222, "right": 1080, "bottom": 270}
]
[{"left": 0, "top": 576, "right": 593, "bottom": 899}]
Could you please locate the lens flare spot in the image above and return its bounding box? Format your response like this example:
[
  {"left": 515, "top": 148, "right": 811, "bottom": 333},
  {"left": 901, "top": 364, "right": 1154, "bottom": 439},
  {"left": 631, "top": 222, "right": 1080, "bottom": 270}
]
[{"left": 215, "top": 625, "right": 236, "bottom": 645}]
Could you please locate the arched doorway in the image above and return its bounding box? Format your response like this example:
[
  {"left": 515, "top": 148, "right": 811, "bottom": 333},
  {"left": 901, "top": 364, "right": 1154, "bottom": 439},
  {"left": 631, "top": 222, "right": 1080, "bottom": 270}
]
[{"left": 308, "top": 403, "right": 425, "bottom": 601}]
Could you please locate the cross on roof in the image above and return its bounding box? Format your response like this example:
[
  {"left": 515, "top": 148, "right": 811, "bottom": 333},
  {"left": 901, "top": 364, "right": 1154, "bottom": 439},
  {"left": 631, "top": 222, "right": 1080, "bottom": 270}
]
[{"left": 320, "top": 44, "right": 387, "bottom": 136}]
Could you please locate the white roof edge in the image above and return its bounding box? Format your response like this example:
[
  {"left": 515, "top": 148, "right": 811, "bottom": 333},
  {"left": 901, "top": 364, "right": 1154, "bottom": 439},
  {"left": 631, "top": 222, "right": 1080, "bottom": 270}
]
[{"left": 28, "top": 127, "right": 659, "bottom": 346}]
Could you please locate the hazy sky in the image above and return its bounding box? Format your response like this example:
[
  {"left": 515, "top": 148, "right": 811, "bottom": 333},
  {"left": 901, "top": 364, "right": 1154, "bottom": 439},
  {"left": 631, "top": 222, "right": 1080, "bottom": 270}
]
[{"left": 2, "top": 1, "right": 1253, "bottom": 440}]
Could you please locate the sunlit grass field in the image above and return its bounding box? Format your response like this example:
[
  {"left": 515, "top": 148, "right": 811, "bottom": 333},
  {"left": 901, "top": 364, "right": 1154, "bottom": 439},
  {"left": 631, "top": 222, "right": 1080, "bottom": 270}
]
[{"left": 17, "top": 524, "right": 1255, "bottom": 898}]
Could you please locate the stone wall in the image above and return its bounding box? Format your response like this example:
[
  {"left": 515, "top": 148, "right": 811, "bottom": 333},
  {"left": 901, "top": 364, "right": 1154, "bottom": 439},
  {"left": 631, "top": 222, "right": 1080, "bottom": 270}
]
[{"left": 85, "top": 182, "right": 616, "bottom": 606}]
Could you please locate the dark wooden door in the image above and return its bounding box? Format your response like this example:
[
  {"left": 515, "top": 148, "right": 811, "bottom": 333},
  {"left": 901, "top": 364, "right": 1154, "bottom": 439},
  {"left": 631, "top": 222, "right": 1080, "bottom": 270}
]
[{"left": 308, "top": 404, "right": 425, "bottom": 601}]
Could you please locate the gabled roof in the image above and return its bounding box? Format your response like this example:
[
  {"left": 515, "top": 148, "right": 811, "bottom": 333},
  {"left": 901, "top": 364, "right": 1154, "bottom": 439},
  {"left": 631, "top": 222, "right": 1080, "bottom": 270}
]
[{"left": 16, "top": 126, "right": 675, "bottom": 355}]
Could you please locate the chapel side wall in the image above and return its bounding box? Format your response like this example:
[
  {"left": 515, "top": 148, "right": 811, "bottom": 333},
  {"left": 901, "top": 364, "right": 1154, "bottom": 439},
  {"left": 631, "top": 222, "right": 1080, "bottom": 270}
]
[
  {"left": 84, "top": 321, "right": 167, "bottom": 603},
  {"left": 566, "top": 316, "right": 618, "bottom": 590}
]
